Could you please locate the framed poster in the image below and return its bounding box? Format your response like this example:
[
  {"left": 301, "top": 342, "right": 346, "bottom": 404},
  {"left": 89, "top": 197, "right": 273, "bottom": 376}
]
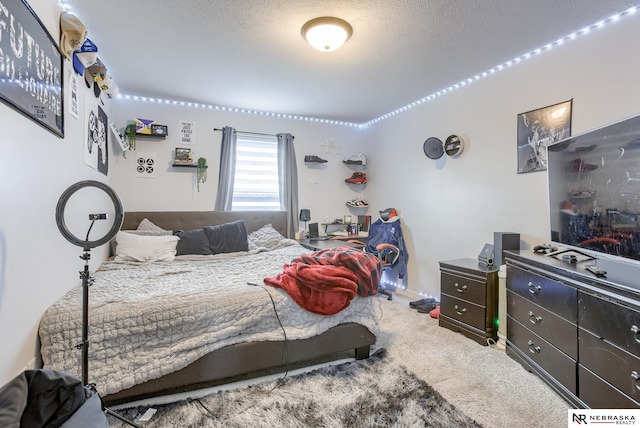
[
  {"left": 517, "top": 99, "right": 572, "bottom": 173},
  {"left": 0, "top": 0, "right": 64, "bottom": 137}
]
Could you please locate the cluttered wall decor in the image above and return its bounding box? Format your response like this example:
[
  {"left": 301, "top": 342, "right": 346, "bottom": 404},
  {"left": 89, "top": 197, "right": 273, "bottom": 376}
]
[
  {"left": 517, "top": 99, "right": 572, "bottom": 174},
  {"left": 0, "top": 0, "right": 64, "bottom": 137}
]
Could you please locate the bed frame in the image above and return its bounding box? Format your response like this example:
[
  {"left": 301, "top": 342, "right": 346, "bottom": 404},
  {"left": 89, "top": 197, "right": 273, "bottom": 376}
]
[{"left": 102, "top": 211, "right": 376, "bottom": 405}]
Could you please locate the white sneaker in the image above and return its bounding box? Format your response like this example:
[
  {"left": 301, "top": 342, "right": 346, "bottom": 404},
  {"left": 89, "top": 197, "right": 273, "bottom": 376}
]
[{"left": 343, "top": 152, "right": 367, "bottom": 166}]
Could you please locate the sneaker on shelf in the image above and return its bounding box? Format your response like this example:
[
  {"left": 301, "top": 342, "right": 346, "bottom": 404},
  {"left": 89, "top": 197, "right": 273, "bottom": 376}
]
[
  {"left": 343, "top": 152, "right": 367, "bottom": 166},
  {"left": 304, "top": 155, "right": 327, "bottom": 163},
  {"left": 345, "top": 172, "right": 366, "bottom": 184},
  {"left": 346, "top": 198, "right": 369, "bottom": 208},
  {"left": 565, "top": 158, "right": 597, "bottom": 172}
]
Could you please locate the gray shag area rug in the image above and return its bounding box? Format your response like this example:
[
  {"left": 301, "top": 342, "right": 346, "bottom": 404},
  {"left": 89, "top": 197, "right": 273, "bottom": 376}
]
[{"left": 108, "top": 349, "right": 482, "bottom": 427}]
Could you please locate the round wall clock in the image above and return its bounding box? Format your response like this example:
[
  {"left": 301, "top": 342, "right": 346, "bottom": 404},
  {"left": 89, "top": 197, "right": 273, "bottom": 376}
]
[{"left": 423, "top": 137, "right": 444, "bottom": 159}]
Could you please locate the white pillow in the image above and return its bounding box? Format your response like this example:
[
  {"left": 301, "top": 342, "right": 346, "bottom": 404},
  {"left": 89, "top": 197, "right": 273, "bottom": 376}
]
[
  {"left": 248, "top": 224, "right": 290, "bottom": 251},
  {"left": 136, "top": 218, "right": 167, "bottom": 232},
  {"left": 114, "top": 231, "right": 179, "bottom": 262}
]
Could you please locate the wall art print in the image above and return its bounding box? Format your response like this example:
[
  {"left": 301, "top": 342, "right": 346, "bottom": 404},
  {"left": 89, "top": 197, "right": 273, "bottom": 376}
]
[
  {"left": 517, "top": 99, "right": 572, "bottom": 173},
  {"left": 83, "top": 96, "right": 108, "bottom": 175},
  {"left": 0, "top": 0, "right": 64, "bottom": 137}
]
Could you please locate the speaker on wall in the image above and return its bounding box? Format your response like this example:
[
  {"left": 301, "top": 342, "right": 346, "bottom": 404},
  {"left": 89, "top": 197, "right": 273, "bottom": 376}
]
[{"left": 493, "top": 232, "right": 520, "bottom": 267}]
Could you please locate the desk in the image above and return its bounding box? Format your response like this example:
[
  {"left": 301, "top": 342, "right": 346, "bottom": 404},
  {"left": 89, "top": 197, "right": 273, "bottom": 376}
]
[{"left": 297, "top": 238, "right": 363, "bottom": 251}]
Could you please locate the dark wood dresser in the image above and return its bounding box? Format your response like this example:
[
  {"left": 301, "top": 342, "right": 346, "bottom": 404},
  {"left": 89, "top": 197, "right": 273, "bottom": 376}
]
[
  {"left": 439, "top": 258, "right": 499, "bottom": 346},
  {"left": 505, "top": 250, "right": 640, "bottom": 408}
]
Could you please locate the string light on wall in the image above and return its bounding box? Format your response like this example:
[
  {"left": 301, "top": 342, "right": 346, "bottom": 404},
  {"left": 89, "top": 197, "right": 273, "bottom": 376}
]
[{"left": 61, "top": 0, "right": 639, "bottom": 129}]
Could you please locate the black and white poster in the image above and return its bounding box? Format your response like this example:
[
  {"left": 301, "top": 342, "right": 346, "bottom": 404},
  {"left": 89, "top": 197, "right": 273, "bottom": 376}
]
[
  {"left": 517, "top": 99, "right": 572, "bottom": 173},
  {"left": 83, "top": 96, "right": 108, "bottom": 175},
  {"left": 135, "top": 152, "right": 156, "bottom": 178},
  {"left": 0, "top": 0, "right": 64, "bottom": 136}
]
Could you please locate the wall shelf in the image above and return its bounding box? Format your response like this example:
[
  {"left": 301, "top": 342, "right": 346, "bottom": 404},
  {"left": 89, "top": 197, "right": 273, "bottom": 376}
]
[
  {"left": 172, "top": 164, "right": 207, "bottom": 168},
  {"left": 136, "top": 133, "right": 166, "bottom": 140}
]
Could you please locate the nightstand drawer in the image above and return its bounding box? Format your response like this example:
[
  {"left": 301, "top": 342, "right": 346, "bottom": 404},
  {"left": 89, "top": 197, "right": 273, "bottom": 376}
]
[
  {"left": 579, "top": 292, "right": 640, "bottom": 358},
  {"left": 507, "top": 290, "right": 577, "bottom": 359},
  {"left": 507, "top": 265, "right": 577, "bottom": 322},
  {"left": 508, "top": 315, "right": 576, "bottom": 394},
  {"left": 580, "top": 327, "right": 640, "bottom": 402},
  {"left": 441, "top": 294, "right": 486, "bottom": 330},
  {"left": 441, "top": 273, "right": 485, "bottom": 305}
]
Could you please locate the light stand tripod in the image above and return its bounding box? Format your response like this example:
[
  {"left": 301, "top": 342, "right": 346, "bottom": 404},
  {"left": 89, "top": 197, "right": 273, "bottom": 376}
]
[{"left": 56, "top": 181, "right": 140, "bottom": 428}]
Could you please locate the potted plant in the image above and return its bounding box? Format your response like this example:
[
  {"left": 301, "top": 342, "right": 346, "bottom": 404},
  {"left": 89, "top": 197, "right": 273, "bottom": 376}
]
[
  {"left": 196, "top": 157, "right": 207, "bottom": 192},
  {"left": 124, "top": 123, "right": 137, "bottom": 151}
]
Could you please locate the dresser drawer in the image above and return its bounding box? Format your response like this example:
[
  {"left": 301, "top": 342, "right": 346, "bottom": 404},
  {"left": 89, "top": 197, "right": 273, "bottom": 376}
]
[
  {"left": 441, "top": 272, "right": 485, "bottom": 305},
  {"left": 441, "top": 294, "right": 486, "bottom": 330},
  {"left": 579, "top": 292, "right": 640, "bottom": 358},
  {"left": 507, "top": 265, "right": 577, "bottom": 322},
  {"left": 507, "top": 290, "right": 577, "bottom": 359},
  {"left": 507, "top": 315, "right": 577, "bottom": 394},
  {"left": 580, "top": 327, "right": 640, "bottom": 402},
  {"left": 578, "top": 364, "right": 640, "bottom": 409}
]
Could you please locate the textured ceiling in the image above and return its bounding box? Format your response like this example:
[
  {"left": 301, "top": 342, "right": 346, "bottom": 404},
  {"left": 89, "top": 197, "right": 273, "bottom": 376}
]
[{"left": 65, "top": 0, "right": 638, "bottom": 124}]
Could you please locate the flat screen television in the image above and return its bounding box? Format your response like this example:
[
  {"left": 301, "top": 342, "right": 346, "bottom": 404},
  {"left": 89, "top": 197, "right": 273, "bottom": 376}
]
[{"left": 547, "top": 113, "right": 640, "bottom": 263}]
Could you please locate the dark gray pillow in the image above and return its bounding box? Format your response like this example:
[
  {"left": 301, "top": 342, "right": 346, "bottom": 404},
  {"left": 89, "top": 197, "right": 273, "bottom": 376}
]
[
  {"left": 204, "top": 220, "right": 249, "bottom": 254},
  {"left": 174, "top": 228, "right": 213, "bottom": 256}
]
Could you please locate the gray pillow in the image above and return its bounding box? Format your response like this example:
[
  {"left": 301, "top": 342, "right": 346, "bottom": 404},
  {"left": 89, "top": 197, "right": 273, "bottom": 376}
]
[
  {"left": 174, "top": 228, "right": 213, "bottom": 256},
  {"left": 204, "top": 220, "right": 248, "bottom": 254}
]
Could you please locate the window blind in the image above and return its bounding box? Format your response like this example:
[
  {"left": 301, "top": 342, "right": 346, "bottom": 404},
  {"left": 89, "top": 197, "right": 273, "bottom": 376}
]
[{"left": 232, "top": 132, "right": 280, "bottom": 210}]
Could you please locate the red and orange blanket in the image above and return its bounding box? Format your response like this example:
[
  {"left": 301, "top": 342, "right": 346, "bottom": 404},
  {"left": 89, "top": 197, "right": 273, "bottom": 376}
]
[{"left": 264, "top": 246, "right": 381, "bottom": 315}]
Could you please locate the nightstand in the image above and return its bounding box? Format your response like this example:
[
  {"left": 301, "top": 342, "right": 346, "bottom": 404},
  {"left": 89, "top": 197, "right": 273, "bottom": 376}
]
[{"left": 438, "top": 258, "right": 499, "bottom": 346}]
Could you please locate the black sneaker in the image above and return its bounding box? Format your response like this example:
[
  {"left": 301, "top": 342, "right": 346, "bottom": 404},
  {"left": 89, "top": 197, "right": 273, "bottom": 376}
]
[
  {"left": 409, "top": 297, "right": 437, "bottom": 309},
  {"left": 305, "top": 155, "right": 327, "bottom": 163},
  {"left": 417, "top": 302, "right": 440, "bottom": 313}
]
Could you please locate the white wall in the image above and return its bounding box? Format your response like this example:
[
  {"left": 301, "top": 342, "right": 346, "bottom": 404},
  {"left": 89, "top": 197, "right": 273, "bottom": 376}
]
[
  {"left": 108, "top": 100, "right": 368, "bottom": 228},
  {"left": 2, "top": 0, "right": 640, "bottom": 389},
  {"left": 365, "top": 13, "right": 640, "bottom": 299},
  {"left": 0, "top": 0, "right": 115, "bottom": 385}
]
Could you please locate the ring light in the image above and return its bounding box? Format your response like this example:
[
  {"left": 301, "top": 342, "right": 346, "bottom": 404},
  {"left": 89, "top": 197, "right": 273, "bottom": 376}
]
[{"left": 55, "top": 180, "right": 123, "bottom": 249}]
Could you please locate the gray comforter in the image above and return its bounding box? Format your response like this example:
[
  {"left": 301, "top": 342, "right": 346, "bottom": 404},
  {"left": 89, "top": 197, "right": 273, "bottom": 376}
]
[{"left": 38, "top": 243, "right": 380, "bottom": 396}]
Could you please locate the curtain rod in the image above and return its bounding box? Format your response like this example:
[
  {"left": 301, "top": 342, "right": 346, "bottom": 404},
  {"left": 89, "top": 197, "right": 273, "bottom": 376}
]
[{"left": 213, "top": 128, "right": 273, "bottom": 137}]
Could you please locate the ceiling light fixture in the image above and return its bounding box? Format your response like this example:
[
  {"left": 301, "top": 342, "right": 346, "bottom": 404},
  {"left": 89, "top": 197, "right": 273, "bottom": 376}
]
[{"left": 302, "top": 17, "right": 352, "bottom": 52}]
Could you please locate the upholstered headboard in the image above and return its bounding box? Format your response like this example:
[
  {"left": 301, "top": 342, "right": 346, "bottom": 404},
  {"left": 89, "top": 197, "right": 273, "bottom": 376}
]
[{"left": 121, "top": 211, "right": 288, "bottom": 237}]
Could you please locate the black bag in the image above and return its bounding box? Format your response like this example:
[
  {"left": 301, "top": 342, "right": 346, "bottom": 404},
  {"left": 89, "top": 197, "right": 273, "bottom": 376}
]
[{"left": 0, "top": 369, "right": 108, "bottom": 428}]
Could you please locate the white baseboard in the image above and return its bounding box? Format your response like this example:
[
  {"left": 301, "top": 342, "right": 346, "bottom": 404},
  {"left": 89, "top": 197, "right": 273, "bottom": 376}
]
[{"left": 21, "top": 357, "right": 36, "bottom": 372}]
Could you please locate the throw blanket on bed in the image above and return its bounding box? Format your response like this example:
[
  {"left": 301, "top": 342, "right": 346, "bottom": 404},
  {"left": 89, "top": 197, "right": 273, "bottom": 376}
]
[
  {"left": 38, "top": 243, "right": 380, "bottom": 397},
  {"left": 264, "top": 246, "right": 381, "bottom": 315}
]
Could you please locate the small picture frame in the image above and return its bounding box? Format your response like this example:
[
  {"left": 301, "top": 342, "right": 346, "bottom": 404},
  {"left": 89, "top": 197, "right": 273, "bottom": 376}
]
[
  {"left": 174, "top": 147, "right": 193, "bottom": 164},
  {"left": 343, "top": 214, "right": 352, "bottom": 224},
  {"left": 151, "top": 124, "right": 168, "bottom": 136}
]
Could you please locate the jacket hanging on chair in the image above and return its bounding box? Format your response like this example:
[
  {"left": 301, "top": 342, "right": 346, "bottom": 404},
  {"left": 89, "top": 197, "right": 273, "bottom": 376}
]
[{"left": 365, "top": 215, "right": 408, "bottom": 278}]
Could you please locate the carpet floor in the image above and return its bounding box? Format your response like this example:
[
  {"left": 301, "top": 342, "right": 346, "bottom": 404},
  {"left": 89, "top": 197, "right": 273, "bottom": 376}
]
[
  {"left": 109, "top": 349, "right": 482, "bottom": 427},
  {"left": 109, "top": 294, "right": 570, "bottom": 427}
]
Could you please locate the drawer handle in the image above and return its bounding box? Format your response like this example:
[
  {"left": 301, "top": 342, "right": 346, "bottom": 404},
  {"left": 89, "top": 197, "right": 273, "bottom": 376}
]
[
  {"left": 631, "top": 325, "right": 640, "bottom": 344},
  {"left": 527, "top": 340, "right": 541, "bottom": 354},
  {"left": 454, "top": 282, "right": 468, "bottom": 293},
  {"left": 528, "top": 311, "right": 542, "bottom": 324},
  {"left": 528, "top": 282, "right": 542, "bottom": 295},
  {"left": 454, "top": 305, "right": 467, "bottom": 316},
  {"left": 632, "top": 371, "right": 640, "bottom": 391}
]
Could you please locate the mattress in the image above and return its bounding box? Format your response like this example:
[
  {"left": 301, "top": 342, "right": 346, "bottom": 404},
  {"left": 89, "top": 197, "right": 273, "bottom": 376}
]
[{"left": 39, "top": 242, "right": 380, "bottom": 396}]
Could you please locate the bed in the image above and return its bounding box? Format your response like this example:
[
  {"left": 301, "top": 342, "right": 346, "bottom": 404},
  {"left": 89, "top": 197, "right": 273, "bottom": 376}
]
[{"left": 38, "top": 211, "right": 380, "bottom": 405}]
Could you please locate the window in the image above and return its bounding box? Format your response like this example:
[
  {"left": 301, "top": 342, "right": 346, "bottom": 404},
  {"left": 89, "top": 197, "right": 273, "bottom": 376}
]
[{"left": 232, "top": 132, "right": 280, "bottom": 210}]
